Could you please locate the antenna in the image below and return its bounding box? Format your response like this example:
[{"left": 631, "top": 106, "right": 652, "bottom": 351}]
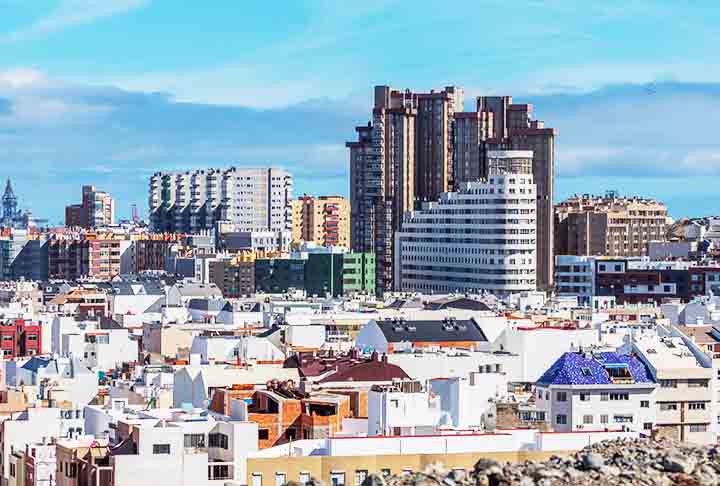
[{"left": 131, "top": 204, "right": 139, "bottom": 223}]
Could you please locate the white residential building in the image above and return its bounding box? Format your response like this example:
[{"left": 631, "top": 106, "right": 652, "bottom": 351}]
[
  {"left": 149, "top": 167, "right": 293, "bottom": 234},
  {"left": 554, "top": 255, "right": 598, "bottom": 306},
  {"left": 429, "top": 367, "right": 509, "bottom": 430},
  {"left": 536, "top": 351, "right": 657, "bottom": 433},
  {"left": 189, "top": 335, "right": 284, "bottom": 364},
  {"left": 367, "top": 382, "right": 445, "bottom": 436},
  {"left": 395, "top": 150, "right": 536, "bottom": 296},
  {"left": 83, "top": 328, "right": 138, "bottom": 371}
]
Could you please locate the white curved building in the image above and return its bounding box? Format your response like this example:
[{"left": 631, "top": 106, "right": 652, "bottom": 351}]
[{"left": 395, "top": 151, "right": 537, "bottom": 296}]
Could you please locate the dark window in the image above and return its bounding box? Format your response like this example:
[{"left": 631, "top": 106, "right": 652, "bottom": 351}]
[
  {"left": 153, "top": 444, "right": 171, "bottom": 454},
  {"left": 258, "top": 429, "right": 269, "bottom": 440},
  {"left": 209, "top": 433, "right": 228, "bottom": 449}
]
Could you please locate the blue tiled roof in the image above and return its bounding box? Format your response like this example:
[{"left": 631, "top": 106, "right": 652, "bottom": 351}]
[{"left": 536, "top": 351, "right": 654, "bottom": 386}]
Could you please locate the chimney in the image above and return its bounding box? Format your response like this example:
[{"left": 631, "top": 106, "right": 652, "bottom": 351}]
[
  {"left": 371, "top": 351, "right": 379, "bottom": 362},
  {"left": 381, "top": 353, "right": 388, "bottom": 364}
]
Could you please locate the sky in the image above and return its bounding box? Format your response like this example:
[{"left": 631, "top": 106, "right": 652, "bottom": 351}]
[{"left": 2, "top": 0, "right": 720, "bottom": 223}]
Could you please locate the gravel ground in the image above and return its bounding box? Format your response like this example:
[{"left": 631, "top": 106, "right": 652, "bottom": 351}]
[{"left": 298, "top": 438, "right": 720, "bottom": 486}]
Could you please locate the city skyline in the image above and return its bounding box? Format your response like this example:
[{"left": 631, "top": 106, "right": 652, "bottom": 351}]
[{"left": 2, "top": 1, "right": 720, "bottom": 221}]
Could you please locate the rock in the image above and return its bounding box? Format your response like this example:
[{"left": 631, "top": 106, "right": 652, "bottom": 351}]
[
  {"left": 580, "top": 452, "right": 605, "bottom": 471},
  {"left": 662, "top": 453, "right": 696, "bottom": 474},
  {"left": 306, "top": 478, "right": 326, "bottom": 486},
  {"left": 474, "top": 459, "right": 502, "bottom": 474},
  {"left": 446, "top": 469, "right": 466, "bottom": 482}
]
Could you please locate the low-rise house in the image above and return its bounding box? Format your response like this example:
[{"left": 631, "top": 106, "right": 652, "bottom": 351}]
[
  {"left": 189, "top": 334, "right": 284, "bottom": 364},
  {"left": 9, "top": 356, "right": 98, "bottom": 407},
  {"left": 535, "top": 350, "right": 657, "bottom": 434},
  {"left": 59, "top": 411, "right": 259, "bottom": 486},
  {"left": 173, "top": 362, "right": 299, "bottom": 409},
  {"left": 367, "top": 382, "right": 445, "bottom": 436},
  {"left": 356, "top": 318, "right": 490, "bottom": 354}
]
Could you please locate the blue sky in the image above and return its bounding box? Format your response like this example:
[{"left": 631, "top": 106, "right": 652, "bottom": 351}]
[{"left": 2, "top": 0, "right": 720, "bottom": 223}]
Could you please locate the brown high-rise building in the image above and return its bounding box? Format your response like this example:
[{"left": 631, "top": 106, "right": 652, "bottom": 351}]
[
  {"left": 555, "top": 193, "right": 670, "bottom": 257},
  {"left": 347, "top": 86, "right": 417, "bottom": 293},
  {"left": 415, "top": 87, "right": 464, "bottom": 202},
  {"left": 349, "top": 87, "right": 557, "bottom": 294},
  {"left": 291, "top": 195, "right": 350, "bottom": 248},
  {"left": 65, "top": 185, "right": 115, "bottom": 229},
  {"left": 455, "top": 97, "right": 557, "bottom": 291}
]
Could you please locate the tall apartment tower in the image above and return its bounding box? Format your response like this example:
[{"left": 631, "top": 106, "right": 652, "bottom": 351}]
[
  {"left": 148, "top": 167, "right": 293, "bottom": 234},
  {"left": 415, "top": 86, "right": 464, "bottom": 203},
  {"left": 65, "top": 185, "right": 115, "bottom": 229},
  {"left": 291, "top": 195, "right": 351, "bottom": 248},
  {"left": 455, "top": 96, "right": 557, "bottom": 291},
  {"left": 347, "top": 87, "right": 417, "bottom": 293},
  {"left": 348, "top": 85, "right": 466, "bottom": 294}
]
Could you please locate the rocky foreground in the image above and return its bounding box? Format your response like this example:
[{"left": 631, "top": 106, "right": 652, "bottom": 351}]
[{"left": 354, "top": 438, "right": 720, "bottom": 486}]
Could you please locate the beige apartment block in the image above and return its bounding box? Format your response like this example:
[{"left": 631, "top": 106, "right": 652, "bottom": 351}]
[
  {"left": 555, "top": 193, "right": 670, "bottom": 257},
  {"left": 629, "top": 335, "right": 715, "bottom": 444},
  {"left": 292, "top": 195, "right": 350, "bottom": 249}
]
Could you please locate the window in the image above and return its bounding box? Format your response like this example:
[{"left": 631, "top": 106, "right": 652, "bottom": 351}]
[
  {"left": 390, "top": 399, "right": 399, "bottom": 408},
  {"left": 276, "top": 473, "right": 286, "bottom": 486},
  {"left": 688, "top": 379, "right": 709, "bottom": 388},
  {"left": 555, "top": 414, "right": 567, "bottom": 425},
  {"left": 609, "top": 393, "right": 629, "bottom": 401},
  {"left": 330, "top": 472, "right": 346, "bottom": 486},
  {"left": 2, "top": 335, "right": 13, "bottom": 341},
  {"left": 580, "top": 368, "right": 591, "bottom": 377},
  {"left": 355, "top": 470, "right": 368, "bottom": 486},
  {"left": 660, "top": 403, "right": 678, "bottom": 411},
  {"left": 614, "top": 415, "right": 633, "bottom": 423},
  {"left": 153, "top": 444, "right": 171, "bottom": 454},
  {"left": 689, "top": 402, "right": 707, "bottom": 410},
  {"left": 381, "top": 469, "right": 391, "bottom": 478},
  {"left": 184, "top": 433, "right": 205, "bottom": 448},
  {"left": 644, "top": 423, "right": 653, "bottom": 431},
  {"left": 299, "top": 473, "right": 311, "bottom": 485},
  {"left": 583, "top": 415, "right": 593, "bottom": 425},
  {"left": 209, "top": 433, "right": 228, "bottom": 449},
  {"left": 600, "top": 393, "right": 609, "bottom": 402},
  {"left": 9, "top": 463, "right": 14, "bottom": 478},
  {"left": 253, "top": 473, "right": 263, "bottom": 486},
  {"left": 258, "top": 429, "right": 269, "bottom": 440},
  {"left": 556, "top": 391, "right": 567, "bottom": 402},
  {"left": 660, "top": 380, "right": 677, "bottom": 388},
  {"left": 600, "top": 415, "right": 608, "bottom": 424},
  {"left": 210, "top": 465, "right": 231, "bottom": 480},
  {"left": 641, "top": 401, "right": 650, "bottom": 408},
  {"left": 579, "top": 393, "right": 589, "bottom": 402},
  {"left": 689, "top": 424, "right": 708, "bottom": 433},
  {"left": 67, "top": 463, "right": 77, "bottom": 478}
]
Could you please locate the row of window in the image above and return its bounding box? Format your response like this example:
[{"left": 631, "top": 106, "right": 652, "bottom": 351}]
[
  {"left": 553, "top": 391, "right": 637, "bottom": 402},
  {"left": 555, "top": 414, "right": 647, "bottom": 427}
]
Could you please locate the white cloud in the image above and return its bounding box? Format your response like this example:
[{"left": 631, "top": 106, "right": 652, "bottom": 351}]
[
  {"left": 1, "top": 0, "right": 149, "bottom": 43},
  {"left": 0, "top": 68, "right": 47, "bottom": 88}
]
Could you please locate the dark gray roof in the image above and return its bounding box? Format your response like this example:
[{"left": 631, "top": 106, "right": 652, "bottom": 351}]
[
  {"left": 425, "top": 297, "right": 491, "bottom": 312},
  {"left": 187, "top": 298, "right": 229, "bottom": 312},
  {"left": 100, "top": 317, "right": 124, "bottom": 330},
  {"left": 375, "top": 318, "right": 488, "bottom": 343}
]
